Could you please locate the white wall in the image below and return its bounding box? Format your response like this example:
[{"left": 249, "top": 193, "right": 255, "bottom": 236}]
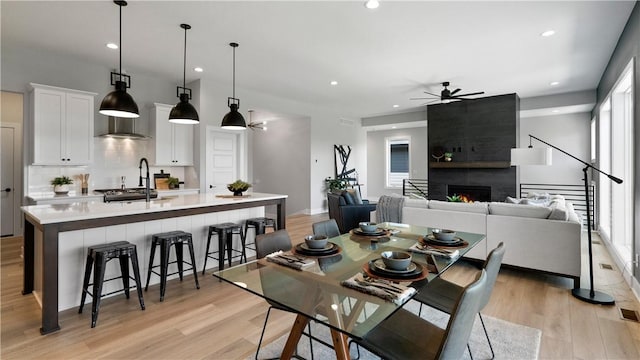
[
  {"left": 366, "top": 127, "right": 428, "bottom": 199},
  {"left": 252, "top": 116, "right": 311, "bottom": 215},
  {"left": 518, "top": 112, "right": 591, "bottom": 185}
]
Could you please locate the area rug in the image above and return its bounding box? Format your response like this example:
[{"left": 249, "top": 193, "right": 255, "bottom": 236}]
[{"left": 254, "top": 300, "right": 541, "bottom": 360}]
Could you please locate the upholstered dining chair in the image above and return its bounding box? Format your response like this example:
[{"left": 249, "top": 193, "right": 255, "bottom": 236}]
[
  {"left": 352, "top": 269, "right": 488, "bottom": 360},
  {"left": 415, "top": 242, "right": 505, "bottom": 359},
  {"left": 255, "top": 230, "right": 315, "bottom": 360},
  {"left": 312, "top": 219, "right": 341, "bottom": 239}
]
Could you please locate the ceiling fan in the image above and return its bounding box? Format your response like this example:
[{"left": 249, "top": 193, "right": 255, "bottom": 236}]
[{"left": 411, "top": 81, "right": 485, "bottom": 104}]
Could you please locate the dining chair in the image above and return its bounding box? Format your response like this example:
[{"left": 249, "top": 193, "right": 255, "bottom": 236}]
[
  {"left": 415, "top": 242, "right": 505, "bottom": 359},
  {"left": 352, "top": 269, "right": 488, "bottom": 360},
  {"left": 255, "top": 229, "right": 315, "bottom": 360},
  {"left": 312, "top": 219, "right": 341, "bottom": 239}
]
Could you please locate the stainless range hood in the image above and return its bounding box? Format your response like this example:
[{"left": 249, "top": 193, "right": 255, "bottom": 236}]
[{"left": 98, "top": 117, "right": 149, "bottom": 139}]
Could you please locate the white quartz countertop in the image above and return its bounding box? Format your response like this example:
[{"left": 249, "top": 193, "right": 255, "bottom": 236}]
[
  {"left": 26, "top": 188, "right": 200, "bottom": 202},
  {"left": 21, "top": 192, "right": 287, "bottom": 225}
]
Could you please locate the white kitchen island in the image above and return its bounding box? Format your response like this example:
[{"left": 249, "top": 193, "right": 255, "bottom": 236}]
[{"left": 21, "top": 192, "right": 287, "bottom": 334}]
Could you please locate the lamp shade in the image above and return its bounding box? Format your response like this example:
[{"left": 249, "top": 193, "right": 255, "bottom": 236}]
[
  {"left": 221, "top": 103, "right": 247, "bottom": 130},
  {"left": 510, "top": 147, "right": 552, "bottom": 166},
  {"left": 169, "top": 93, "right": 199, "bottom": 124},
  {"left": 99, "top": 81, "right": 140, "bottom": 118}
]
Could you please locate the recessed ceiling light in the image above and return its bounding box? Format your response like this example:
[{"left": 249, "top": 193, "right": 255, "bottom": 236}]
[
  {"left": 393, "top": 104, "right": 399, "bottom": 108},
  {"left": 541, "top": 30, "right": 555, "bottom": 37},
  {"left": 194, "top": 67, "right": 204, "bottom": 72},
  {"left": 330, "top": 80, "right": 338, "bottom": 86},
  {"left": 550, "top": 81, "right": 560, "bottom": 86},
  {"left": 552, "top": 109, "right": 560, "bottom": 113},
  {"left": 364, "top": 0, "right": 379, "bottom": 9},
  {"left": 391, "top": 126, "right": 397, "bottom": 129},
  {"left": 106, "top": 43, "right": 118, "bottom": 49}
]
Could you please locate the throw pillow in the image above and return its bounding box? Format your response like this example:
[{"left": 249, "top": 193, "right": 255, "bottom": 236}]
[
  {"left": 505, "top": 196, "right": 521, "bottom": 204},
  {"left": 346, "top": 188, "right": 363, "bottom": 205},
  {"left": 547, "top": 201, "right": 569, "bottom": 221},
  {"left": 341, "top": 190, "right": 356, "bottom": 205}
]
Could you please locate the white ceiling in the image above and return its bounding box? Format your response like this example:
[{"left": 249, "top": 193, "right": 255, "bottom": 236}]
[{"left": 1, "top": 1, "right": 635, "bottom": 119}]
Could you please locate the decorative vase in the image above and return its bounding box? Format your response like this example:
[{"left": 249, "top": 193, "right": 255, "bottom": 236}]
[
  {"left": 233, "top": 190, "right": 244, "bottom": 196},
  {"left": 445, "top": 157, "right": 452, "bottom": 162},
  {"left": 54, "top": 184, "right": 70, "bottom": 195}
]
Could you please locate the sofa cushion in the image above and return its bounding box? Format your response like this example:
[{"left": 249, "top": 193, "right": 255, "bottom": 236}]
[
  {"left": 489, "top": 202, "right": 552, "bottom": 218},
  {"left": 547, "top": 201, "right": 568, "bottom": 221},
  {"left": 428, "top": 200, "right": 489, "bottom": 214}
]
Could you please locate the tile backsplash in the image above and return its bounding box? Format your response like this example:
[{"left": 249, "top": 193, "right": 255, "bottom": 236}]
[{"left": 28, "top": 138, "right": 197, "bottom": 194}]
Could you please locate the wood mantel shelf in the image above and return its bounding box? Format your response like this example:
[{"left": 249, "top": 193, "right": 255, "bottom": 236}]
[{"left": 430, "top": 161, "right": 511, "bottom": 169}]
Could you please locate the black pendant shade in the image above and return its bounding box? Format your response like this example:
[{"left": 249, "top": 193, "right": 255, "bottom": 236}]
[
  {"left": 99, "top": 0, "right": 140, "bottom": 119},
  {"left": 221, "top": 42, "right": 247, "bottom": 130},
  {"left": 221, "top": 103, "right": 246, "bottom": 130},
  {"left": 169, "top": 23, "right": 199, "bottom": 124}
]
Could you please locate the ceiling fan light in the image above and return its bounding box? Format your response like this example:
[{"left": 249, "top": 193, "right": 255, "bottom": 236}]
[{"left": 221, "top": 103, "right": 247, "bottom": 130}]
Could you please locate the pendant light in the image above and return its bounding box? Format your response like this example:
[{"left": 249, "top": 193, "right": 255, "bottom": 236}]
[
  {"left": 169, "top": 24, "right": 199, "bottom": 124},
  {"left": 99, "top": 0, "right": 139, "bottom": 118},
  {"left": 221, "top": 42, "right": 247, "bottom": 130}
]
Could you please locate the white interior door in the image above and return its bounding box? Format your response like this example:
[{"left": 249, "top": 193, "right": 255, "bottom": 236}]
[
  {"left": 206, "top": 130, "right": 240, "bottom": 194},
  {"left": 1, "top": 126, "right": 15, "bottom": 236}
]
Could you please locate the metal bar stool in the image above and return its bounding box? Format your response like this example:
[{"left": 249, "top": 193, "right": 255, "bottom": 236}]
[
  {"left": 202, "top": 222, "right": 245, "bottom": 274},
  {"left": 79, "top": 241, "right": 145, "bottom": 328},
  {"left": 145, "top": 231, "right": 200, "bottom": 301},
  {"left": 243, "top": 217, "right": 277, "bottom": 260}
]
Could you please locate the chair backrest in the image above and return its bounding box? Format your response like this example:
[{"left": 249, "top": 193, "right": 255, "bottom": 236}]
[
  {"left": 479, "top": 242, "right": 505, "bottom": 309},
  {"left": 312, "top": 219, "right": 341, "bottom": 238},
  {"left": 255, "top": 229, "right": 293, "bottom": 259},
  {"left": 437, "top": 269, "right": 488, "bottom": 360}
]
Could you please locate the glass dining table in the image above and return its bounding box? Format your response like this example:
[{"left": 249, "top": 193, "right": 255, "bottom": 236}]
[{"left": 213, "top": 223, "right": 485, "bottom": 360}]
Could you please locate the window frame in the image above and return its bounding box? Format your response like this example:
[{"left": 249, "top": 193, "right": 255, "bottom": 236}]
[{"left": 385, "top": 136, "right": 411, "bottom": 189}]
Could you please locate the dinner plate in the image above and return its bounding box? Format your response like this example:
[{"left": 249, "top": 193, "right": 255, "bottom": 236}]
[
  {"left": 371, "top": 258, "right": 417, "bottom": 274},
  {"left": 295, "top": 242, "right": 340, "bottom": 256},
  {"left": 367, "top": 259, "right": 423, "bottom": 279},
  {"left": 352, "top": 228, "right": 386, "bottom": 236},
  {"left": 424, "top": 234, "right": 465, "bottom": 246}
]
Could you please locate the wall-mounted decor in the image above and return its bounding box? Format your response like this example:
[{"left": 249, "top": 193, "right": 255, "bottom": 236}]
[{"left": 334, "top": 145, "right": 356, "bottom": 182}]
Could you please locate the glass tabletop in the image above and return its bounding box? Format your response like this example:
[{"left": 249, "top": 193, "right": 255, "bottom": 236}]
[{"left": 213, "top": 222, "right": 485, "bottom": 339}]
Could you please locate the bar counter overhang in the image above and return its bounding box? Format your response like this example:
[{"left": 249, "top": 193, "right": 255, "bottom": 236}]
[{"left": 21, "top": 192, "right": 287, "bottom": 334}]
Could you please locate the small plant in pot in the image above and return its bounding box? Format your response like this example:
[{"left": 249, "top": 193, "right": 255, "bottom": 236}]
[
  {"left": 325, "top": 177, "right": 348, "bottom": 194},
  {"left": 167, "top": 177, "right": 180, "bottom": 189},
  {"left": 51, "top": 176, "right": 73, "bottom": 194},
  {"left": 227, "top": 179, "right": 251, "bottom": 196}
]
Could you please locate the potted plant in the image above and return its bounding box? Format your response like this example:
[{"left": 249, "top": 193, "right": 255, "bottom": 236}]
[
  {"left": 444, "top": 152, "right": 453, "bottom": 162},
  {"left": 51, "top": 176, "right": 73, "bottom": 194},
  {"left": 167, "top": 177, "right": 180, "bottom": 189},
  {"left": 227, "top": 179, "right": 252, "bottom": 196},
  {"left": 325, "top": 177, "right": 348, "bottom": 193}
]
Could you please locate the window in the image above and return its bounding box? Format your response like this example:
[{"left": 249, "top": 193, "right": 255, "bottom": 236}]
[
  {"left": 386, "top": 138, "right": 410, "bottom": 188},
  {"left": 598, "top": 60, "right": 634, "bottom": 263}
]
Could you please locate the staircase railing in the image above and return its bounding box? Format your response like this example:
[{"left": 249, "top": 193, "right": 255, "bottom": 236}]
[{"left": 402, "top": 179, "right": 428, "bottom": 198}]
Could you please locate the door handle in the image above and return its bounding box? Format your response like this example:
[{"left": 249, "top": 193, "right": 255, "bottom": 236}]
[{"left": 3, "top": 188, "right": 11, "bottom": 193}]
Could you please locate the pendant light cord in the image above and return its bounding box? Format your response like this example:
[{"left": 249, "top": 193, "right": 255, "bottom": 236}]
[
  {"left": 232, "top": 46, "right": 236, "bottom": 99},
  {"left": 119, "top": 2, "right": 122, "bottom": 82},
  {"left": 183, "top": 26, "right": 187, "bottom": 90}
]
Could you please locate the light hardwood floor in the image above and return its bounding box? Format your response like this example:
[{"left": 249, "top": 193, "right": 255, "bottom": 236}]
[{"left": 2, "top": 213, "right": 640, "bottom": 359}]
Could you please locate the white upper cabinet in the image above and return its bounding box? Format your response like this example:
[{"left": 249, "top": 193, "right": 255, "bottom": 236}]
[
  {"left": 30, "top": 83, "right": 96, "bottom": 165},
  {"left": 150, "top": 103, "right": 194, "bottom": 166}
]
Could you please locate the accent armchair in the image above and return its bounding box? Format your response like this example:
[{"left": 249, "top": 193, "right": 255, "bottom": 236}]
[{"left": 327, "top": 191, "right": 376, "bottom": 234}]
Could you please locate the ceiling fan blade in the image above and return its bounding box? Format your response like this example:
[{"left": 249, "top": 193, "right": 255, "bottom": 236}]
[
  {"left": 450, "top": 88, "right": 461, "bottom": 96},
  {"left": 423, "top": 91, "right": 440, "bottom": 97},
  {"left": 410, "top": 97, "right": 432, "bottom": 100},
  {"left": 454, "top": 91, "right": 485, "bottom": 97}
]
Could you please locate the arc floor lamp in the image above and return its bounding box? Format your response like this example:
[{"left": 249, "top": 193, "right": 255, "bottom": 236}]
[{"left": 511, "top": 134, "right": 623, "bottom": 305}]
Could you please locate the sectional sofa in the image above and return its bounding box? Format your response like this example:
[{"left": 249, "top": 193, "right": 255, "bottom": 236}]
[{"left": 380, "top": 196, "right": 582, "bottom": 287}]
